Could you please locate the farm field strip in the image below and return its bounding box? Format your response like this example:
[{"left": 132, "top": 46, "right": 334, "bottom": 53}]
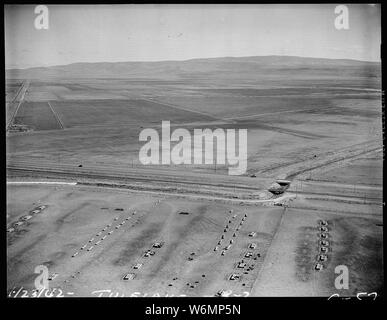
[
  {"left": 49, "top": 99, "right": 215, "bottom": 128},
  {"left": 12, "top": 100, "right": 63, "bottom": 131},
  {"left": 139, "top": 97, "right": 226, "bottom": 122},
  {"left": 222, "top": 105, "right": 335, "bottom": 121},
  {"left": 7, "top": 81, "right": 29, "bottom": 129},
  {"left": 7, "top": 81, "right": 24, "bottom": 103},
  {"left": 47, "top": 101, "right": 65, "bottom": 129}
]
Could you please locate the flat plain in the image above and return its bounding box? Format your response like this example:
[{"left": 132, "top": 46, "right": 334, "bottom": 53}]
[{"left": 6, "top": 56, "right": 383, "bottom": 297}]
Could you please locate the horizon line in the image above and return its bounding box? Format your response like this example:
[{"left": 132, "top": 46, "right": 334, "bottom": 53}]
[{"left": 6, "top": 54, "right": 381, "bottom": 71}]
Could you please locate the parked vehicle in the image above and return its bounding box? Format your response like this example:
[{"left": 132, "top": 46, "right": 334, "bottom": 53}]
[
  {"left": 229, "top": 273, "right": 241, "bottom": 281},
  {"left": 48, "top": 273, "right": 59, "bottom": 281},
  {"left": 318, "top": 254, "right": 328, "bottom": 262},
  {"left": 215, "top": 290, "right": 229, "bottom": 297},
  {"left": 152, "top": 242, "right": 164, "bottom": 248},
  {"left": 319, "top": 220, "right": 328, "bottom": 226},
  {"left": 320, "top": 246, "right": 329, "bottom": 254},
  {"left": 314, "top": 263, "right": 324, "bottom": 271},
  {"left": 319, "top": 240, "right": 330, "bottom": 247},
  {"left": 244, "top": 252, "right": 253, "bottom": 258},
  {"left": 249, "top": 243, "right": 257, "bottom": 249},
  {"left": 123, "top": 273, "right": 135, "bottom": 280},
  {"left": 144, "top": 250, "right": 155, "bottom": 257}
]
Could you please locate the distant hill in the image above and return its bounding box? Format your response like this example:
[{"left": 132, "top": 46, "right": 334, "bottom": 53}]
[{"left": 5, "top": 55, "right": 381, "bottom": 80}]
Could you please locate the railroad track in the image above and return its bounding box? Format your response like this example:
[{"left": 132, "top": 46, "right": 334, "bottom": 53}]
[{"left": 6, "top": 159, "right": 271, "bottom": 192}]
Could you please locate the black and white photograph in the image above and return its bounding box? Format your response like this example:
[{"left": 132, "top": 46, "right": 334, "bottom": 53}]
[{"left": 4, "top": 3, "right": 383, "bottom": 303}]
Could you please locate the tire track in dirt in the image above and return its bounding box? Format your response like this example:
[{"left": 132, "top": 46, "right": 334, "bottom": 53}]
[
  {"left": 8, "top": 234, "right": 47, "bottom": 269},
  {"left": 55, "top": 203, "right": 89, "bottom": 231},
  {"left": 112, "top": 222, "right": 163, "bottom": 267},
  {"left": 249, "top": 207, "right": 286, "bottom": 294},
  {"left": 142, "top": 205, "right": 209, "bottom": 292}
]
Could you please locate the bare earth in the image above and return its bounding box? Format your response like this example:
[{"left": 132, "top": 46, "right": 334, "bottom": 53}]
[{"left": 6, "top": 56, "right": 383, "bottom": 297}]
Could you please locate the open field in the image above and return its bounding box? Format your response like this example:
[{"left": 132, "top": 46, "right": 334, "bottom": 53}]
[
  {"left": 6, "top": 80, "right": 29, "bottom": 130},
  {"left": 6, "top": 56, "right": 383, "bottom": 297},
  {"left": 6, "top": 80, "right": 24, "bottom": 103},
  {"left": 298, "top": 152, "right": 383, "bottom": 186},
  {"left": 252, "top": 206, "right": 383, "bottom": 297},
  {"left": 13, "top": 102, "right": 63, "bottom": 131},
  {"left": 50, "top": 99, "right": 214, "bottom": 128},
  {"left": 6, "top": 94, "right": 382, "bottom": 176},
  {"left": 6, "top": 184, "right": 282, "bottom": 297},
  {"left": 6, "top": 64, "right": 382, "bottom": 175},
  {"left": 6, "top": 174, "right": 382, "bottom": 297}
]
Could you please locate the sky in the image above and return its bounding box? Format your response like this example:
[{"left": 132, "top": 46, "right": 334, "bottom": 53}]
[{"left": 4, "top": 4, "right": 381, "bottom": 69}]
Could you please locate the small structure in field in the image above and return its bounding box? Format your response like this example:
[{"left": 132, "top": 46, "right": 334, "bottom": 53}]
[{"left": 268, "top": 179, "right": 291, "bottom": 195}]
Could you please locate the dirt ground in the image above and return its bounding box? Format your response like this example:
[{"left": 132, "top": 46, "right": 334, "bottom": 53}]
[
  {"left": 6, "top": 76, "right": 383, "bottom": 178},
  {"left": 252, "top": 207, "right": 383, "bottom": 297},
  {"left": 7, "top": 172, "right": 383, "bottom": 297},
  {"left": 7, "top": 184, "right": 283, "bottom": 297},
  {"left": 6, "top": 58, "right": 383, "bottom": 297}
]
